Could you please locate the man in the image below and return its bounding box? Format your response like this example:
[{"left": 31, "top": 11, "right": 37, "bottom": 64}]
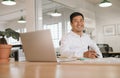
[{"left": 60, "top": 12, "right": 102, "bottom": 58}]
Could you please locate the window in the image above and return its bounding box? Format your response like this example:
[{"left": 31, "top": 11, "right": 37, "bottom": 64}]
[
  {"left": 67, "top": 21, "right": 71, "bottom": 32},
  {"left": 43, "top": 22, "right": 62, "bottom": 48}
]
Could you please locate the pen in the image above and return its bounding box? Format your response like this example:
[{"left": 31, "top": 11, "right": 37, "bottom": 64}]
[
  {"left": 88, "top": 46, "right": 90, "bottom": 51},
  {"left": 96, "top": 54, "right": 100, "bottom": 56},
  {"left": 95, "top": 54, "right": 100, "bottom": 58}
]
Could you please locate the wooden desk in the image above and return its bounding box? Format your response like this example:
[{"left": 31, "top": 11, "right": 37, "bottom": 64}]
[
  {"left": 0, "top": 60, "right": 120, "bottom": 78},
  {"left": 109, "top": 52, "right": 120, "bottom": 54}
]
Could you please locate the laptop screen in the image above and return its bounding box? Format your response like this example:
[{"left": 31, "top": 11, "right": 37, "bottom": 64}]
[{"left": 20, "top": 29, "right": 57, "bottom": 62}]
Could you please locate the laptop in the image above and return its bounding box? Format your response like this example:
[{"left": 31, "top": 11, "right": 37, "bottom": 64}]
[{"left": 20, "top": 29, "right": 57, "bottom": 62}]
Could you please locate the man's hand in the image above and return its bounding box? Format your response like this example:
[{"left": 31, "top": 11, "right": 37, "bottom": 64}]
[{"left": 84, "top": 50, "right": 97, "bottom": 59}]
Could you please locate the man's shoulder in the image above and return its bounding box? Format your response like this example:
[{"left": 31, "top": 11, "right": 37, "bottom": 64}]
[
  {"left": 63, "top": 32, "right": 74, "bottom": 37},
  {"left": 83, "top": 33, "right": 90, "bottom": 37},
  {"left": 61, "top": 32, "right": 73, "bottom": 41}
]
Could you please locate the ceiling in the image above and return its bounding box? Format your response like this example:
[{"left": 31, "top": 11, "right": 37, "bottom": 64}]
[
  {"left": 42, "top": 0, "right": 65, "bottom": 13},
  {"left": 0, "top": 0, "right": 120, "bottom": 22},
  {"left": 0, "top": 0, "right": 25, "bottom": 22},
  {"left": 0, "top": 0, "right": 64, "bottom": 22}
]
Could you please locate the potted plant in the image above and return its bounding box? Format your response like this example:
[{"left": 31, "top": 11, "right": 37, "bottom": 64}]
[{"left": 0, "top": 28, "right": 20, "bottom": 63}]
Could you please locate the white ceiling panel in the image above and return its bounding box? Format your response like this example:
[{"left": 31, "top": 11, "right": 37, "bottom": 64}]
[{"left": 0, "top": 0, "right": 120, "bottom": 22}]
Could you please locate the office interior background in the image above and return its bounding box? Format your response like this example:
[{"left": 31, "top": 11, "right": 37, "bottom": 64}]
[{"left": 0, "top": 0, "right": 120, "bottom": 54}]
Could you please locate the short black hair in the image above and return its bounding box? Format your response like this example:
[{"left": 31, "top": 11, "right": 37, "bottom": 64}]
[{"left": 70, "top": 12, "right": 84, "bottom": 23}]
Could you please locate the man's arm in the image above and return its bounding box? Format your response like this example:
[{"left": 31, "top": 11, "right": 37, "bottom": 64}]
[
  {"left": 60, "top": 36, "right": 84, "bottom": 58},
  {"left": 89, "top": 40, "right": 103, "bottom": 58}
]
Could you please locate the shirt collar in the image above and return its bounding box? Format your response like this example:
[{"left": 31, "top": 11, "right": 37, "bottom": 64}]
[{"left": 70, "top": 30, "right": 86, "bottom": 37}]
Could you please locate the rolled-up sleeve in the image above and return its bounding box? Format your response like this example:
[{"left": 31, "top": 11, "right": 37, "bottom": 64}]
[{"left": 88, "top": 37, "right": 103, "bottom": 58}]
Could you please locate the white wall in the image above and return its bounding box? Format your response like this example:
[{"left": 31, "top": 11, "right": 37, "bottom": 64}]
[
  {"left": 35, "top": 0, "right": 43, "bottom": 30},
  {"left": 0, "top": 22, "right": 6, "bottom": 30},
  {"left": 25, "top": 0, "right": 43, "bottom": 31},
  {"left": 25, "top": 0, "right": 36, "bottom": 32},
  {"left": 96, "top": 11, "right": 120, "bottom": 52}
]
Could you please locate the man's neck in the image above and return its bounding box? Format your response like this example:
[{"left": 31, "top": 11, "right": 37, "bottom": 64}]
[{"left": 72, "top": 30, "right": 83, "bottom": 37}]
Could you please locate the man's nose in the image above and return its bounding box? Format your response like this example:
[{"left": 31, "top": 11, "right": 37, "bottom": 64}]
[{"left": 77, "top": 22, "right": 82, "bottom": 25}]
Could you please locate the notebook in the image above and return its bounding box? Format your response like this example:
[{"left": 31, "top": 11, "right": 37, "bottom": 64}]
[{"left": 20, "top": 29, "right": 57, "bottom": 62}]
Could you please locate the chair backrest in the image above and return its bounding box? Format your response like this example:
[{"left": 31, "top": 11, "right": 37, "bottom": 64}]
[
  {"left": 109, "top": 47, "right": 113, "bottom": 52},
  {"left": 97, "top": 44, "right": 109, "bottom": 53}
]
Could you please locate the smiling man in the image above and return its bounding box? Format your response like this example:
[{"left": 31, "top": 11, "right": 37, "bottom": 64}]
[{"left": 60, "top": 12, "right": 103, "bottom": 59}]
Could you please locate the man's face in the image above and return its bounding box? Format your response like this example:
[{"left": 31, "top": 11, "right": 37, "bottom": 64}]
[{"left": 71, "top": 16, "right": 84, "bottom": 33}]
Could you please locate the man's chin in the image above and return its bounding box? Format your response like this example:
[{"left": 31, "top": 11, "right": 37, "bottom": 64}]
[{"left": 76, "top": 30, "right": 83, "bottom": 32}]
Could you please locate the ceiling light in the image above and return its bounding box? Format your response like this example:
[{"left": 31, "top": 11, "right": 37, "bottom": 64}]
[
  {"left": 1, "top": 0, "right": 16, "bottom": 6},
  {"left": 17, "top": 16, "right": 26, "bottom": 23},
  {"left": 51, "top": 12, "right": 62, "bottom": 17},
  {"left": 48, "top": 9, "right": 62, "bottom": 17},
  {"left": 99, "top": 0, "right": 112, "bottom": 7}
]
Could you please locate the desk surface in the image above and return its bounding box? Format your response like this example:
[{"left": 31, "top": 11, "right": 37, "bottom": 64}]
[
  {"left": 109, "top": 52, "right": 120, "bottom": 53},
  {"left": 102, "top": 52, "right": 120, "bottom": 54},
  {"left": 0, "top": 59, "right": 120, "bottom": 78}
]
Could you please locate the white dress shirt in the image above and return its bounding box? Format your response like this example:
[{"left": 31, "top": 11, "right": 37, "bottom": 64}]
[{"left": 60, "top": 31, "right": 103, "bottom": 58}]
